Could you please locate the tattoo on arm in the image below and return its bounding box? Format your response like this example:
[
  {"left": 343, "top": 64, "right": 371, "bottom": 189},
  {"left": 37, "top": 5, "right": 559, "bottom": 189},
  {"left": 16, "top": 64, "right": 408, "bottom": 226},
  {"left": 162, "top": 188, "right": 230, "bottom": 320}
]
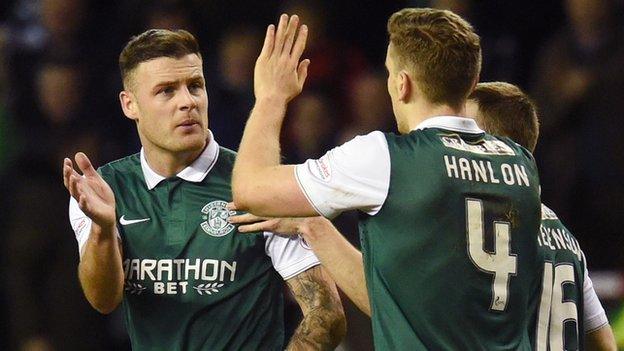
[{"left": 286, "top": 266, "right": 346, "bottom": 351}]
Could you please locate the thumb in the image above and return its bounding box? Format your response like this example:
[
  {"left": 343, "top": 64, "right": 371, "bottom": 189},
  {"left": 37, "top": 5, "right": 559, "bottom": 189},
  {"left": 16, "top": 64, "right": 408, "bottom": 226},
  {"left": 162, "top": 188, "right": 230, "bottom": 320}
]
[
  {"left": 75, "top": 152, "right": 98, "bottom": 177},
  {"left": 297, "top": 59, "right": 310, "bottom": 88}
]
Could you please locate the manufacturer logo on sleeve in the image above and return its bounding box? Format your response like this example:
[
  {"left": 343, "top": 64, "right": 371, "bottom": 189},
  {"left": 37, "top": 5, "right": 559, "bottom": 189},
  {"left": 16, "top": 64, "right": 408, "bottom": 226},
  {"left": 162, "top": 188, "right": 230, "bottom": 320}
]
[{"left": 200, "top": 200, "right": 236, "bottom": 237}]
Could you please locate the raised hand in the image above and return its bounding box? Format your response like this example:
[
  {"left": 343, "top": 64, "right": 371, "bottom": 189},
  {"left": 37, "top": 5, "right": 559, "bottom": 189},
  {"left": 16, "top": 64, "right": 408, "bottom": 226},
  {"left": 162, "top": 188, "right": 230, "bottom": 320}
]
[
  {"left": 63, "top": 152, "right": 116, "bottom": 231},
  {"left": 254, "top": 14, "right": 310, "bottom": 103}
]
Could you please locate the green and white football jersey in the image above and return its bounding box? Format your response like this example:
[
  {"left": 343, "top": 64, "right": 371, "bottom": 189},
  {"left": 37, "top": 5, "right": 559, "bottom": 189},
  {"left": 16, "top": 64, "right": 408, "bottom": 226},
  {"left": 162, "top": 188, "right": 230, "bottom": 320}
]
[
  {"left": 296, "top": 116, "right": 542, "bottom": 350},
  {"left": 531, "top": 204, "right": 608, "bottom": 350},
  {"left": 70, "top": 136, "right": 319, "bottom": 351}
]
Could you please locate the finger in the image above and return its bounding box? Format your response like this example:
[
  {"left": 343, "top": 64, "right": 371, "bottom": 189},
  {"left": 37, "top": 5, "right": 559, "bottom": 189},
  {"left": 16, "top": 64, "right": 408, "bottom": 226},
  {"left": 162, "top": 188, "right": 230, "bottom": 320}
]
[
  {"left": 259, "top": 24, "right": 275, "bottom": 58},
  {"left": 75, "top": 152, "right": 98, "bottom": 177},
  {"left": 297, "top": 59, "right": 311, "bottom": 88},
  {"left": 238, "top": 221, "right": 272, "bottom": 233},
  {"left": 228, "top": 212, "right": 266, "bottom": 224},
  {"left": 63, "top": 158, "right": 73, "bottom": 188},
  {"left": 282, "top": 15, "right": 299, "bottom": 57},
  {"left": 77, "top": 182, "right": 98, "bottom": 217},
  {"left": 63, "top": 165, "right": 78, "bottom": 190},
  {"left": 226, "top": 202, "right": 238, "bottom": 211},
  {"left": 64, "top": 160, "right": 81, "bottom": 186},
  {"left": 78, "top": 194, "right": 91, "bottom": 216},
  {"left": 291, "top": 24, "right": 308, "bottom": 60},
  {"left": 274, "top": 14, "right": 289, "bottom": 56},
  {"left": 68, "top": 174, "right": 81, "bottom": 199}
]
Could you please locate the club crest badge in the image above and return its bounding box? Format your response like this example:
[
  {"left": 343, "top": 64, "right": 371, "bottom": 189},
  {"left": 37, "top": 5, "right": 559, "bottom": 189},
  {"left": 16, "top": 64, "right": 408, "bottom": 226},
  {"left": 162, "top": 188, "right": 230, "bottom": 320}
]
[{"left": 200, "top": 200, "right": 235, "bottom": 237}]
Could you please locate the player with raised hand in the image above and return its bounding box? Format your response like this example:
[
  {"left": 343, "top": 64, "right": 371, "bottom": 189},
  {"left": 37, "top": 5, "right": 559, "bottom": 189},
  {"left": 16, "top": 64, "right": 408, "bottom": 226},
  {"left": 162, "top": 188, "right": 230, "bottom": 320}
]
[
  {"left": 231, "top": 81, "right": 618, "bottom": 350},
  {"left": 234, "top": 9, "right": 542, "bottom": 349}
]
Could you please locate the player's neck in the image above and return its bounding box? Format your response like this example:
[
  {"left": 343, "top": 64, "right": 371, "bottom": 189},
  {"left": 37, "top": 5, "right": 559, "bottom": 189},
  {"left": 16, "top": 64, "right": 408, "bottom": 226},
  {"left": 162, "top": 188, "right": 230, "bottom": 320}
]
[
  {"left": 400, "top": 102, "right": 466, "bottom": 133},
  {"left": 142, "top": 143, "right": 205, "bottom": 178}
]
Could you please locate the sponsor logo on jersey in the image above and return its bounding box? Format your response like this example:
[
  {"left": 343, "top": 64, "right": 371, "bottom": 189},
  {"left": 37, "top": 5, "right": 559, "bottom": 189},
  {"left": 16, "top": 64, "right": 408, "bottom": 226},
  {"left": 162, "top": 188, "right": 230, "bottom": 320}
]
[
  {"left": 200, "top": 200, "right": 236, "bottom": 237},
  {"left": 440, "top": 133, "right": 516, "bottom": 156},
  {"left": 123, "top": 258, "right": 237, "bottom": 296}
]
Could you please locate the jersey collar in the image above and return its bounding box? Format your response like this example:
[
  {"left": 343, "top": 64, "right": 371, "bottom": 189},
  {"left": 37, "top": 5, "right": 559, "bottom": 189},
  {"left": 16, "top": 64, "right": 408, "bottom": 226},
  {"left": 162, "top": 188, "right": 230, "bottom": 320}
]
[
  {"left": 413, "top": 116, "right": 484, "bottom": 134},
  {"left": 140, "top": 130, "right": 220, "bottom": 190}
]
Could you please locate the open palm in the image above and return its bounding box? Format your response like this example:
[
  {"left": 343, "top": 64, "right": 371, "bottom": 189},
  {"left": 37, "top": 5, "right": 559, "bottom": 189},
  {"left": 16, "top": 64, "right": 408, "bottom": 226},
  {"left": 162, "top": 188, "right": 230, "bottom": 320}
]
[{"left": 63, "top": 152, "right": 116, "bottom": 230}]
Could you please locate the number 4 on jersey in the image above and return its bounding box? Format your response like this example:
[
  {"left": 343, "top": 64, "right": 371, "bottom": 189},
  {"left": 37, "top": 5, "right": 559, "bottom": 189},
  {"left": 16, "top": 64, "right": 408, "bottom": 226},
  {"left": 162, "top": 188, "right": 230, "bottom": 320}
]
[{"left": 466, "top": 198, "right": 517, "bottom": 312}]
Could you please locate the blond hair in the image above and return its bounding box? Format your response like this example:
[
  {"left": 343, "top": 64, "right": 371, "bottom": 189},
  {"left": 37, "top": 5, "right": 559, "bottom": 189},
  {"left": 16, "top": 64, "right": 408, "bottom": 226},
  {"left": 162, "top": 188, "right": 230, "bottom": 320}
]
[{"left": 387, "top": 8, "right": 481, "bottom": 110}]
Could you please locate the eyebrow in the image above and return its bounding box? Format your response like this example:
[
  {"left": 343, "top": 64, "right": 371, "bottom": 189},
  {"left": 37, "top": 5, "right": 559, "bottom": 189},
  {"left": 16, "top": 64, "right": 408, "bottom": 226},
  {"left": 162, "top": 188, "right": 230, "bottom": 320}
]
[{"left": 152, "top": 76, "right": 205, "bottom": 91}]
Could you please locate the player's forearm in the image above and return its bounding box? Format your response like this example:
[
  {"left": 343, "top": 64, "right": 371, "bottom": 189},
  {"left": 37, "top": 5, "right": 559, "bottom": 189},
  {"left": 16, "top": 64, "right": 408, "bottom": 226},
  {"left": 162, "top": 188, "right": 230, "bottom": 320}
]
[
  {"left": 288, "top": 303, "right": 346, "bottom": 351},
  {"left": 232, "top": 97, "right": 286, "bottom": 210},
  {"left": 301, "top": 219, "right": 371, "bottom": 316},
  {"left": 286, "top": 267, "right": 346, "bottom": 351},
  {"left": 78, "top": 223, "right": 124, "bottom": 314},
  {"left": 586, "top": 324, "right": 617, "bottom": 351}
]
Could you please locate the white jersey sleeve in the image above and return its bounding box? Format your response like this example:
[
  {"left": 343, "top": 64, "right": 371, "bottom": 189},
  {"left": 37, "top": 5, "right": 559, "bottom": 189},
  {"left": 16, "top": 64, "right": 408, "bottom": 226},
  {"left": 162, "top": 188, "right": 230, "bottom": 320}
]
[
  {"left": 69, "top": 197, "right": 121, "bottom": 258},
  {"left": 294, "top": 131, "right": 391, "bottom": 219},
  {"left": 583, "top": 257, "right": 609, "bottom": 333},
  {"left": 69, "top": 197, "right": 93, "bottom": 257},
  {"left": 264, "top": 232, "right": 320, "bottom": 280}
]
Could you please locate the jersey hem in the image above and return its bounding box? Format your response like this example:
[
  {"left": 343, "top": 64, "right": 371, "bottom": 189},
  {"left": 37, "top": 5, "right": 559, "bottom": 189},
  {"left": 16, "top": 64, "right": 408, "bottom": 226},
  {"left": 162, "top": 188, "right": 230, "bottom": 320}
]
[
  {"left": 585, "top": 317, "right": 609, "bottom": 333},
  {"left": 278, "top": 255, "right": 321, "bottom": 280}
]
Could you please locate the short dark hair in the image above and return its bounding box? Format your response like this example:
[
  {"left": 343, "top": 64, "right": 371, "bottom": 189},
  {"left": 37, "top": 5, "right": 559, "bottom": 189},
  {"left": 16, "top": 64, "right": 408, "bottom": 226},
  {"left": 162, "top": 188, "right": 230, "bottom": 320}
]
[
  {"left": 387, "top": 8, "right": 481, "bottom": 110},
  {"left": 119, "top": 29, "right": 201, "bottom": 89},
  {"left": 469, "top": 82, "right": 539, "bottom": 152}
]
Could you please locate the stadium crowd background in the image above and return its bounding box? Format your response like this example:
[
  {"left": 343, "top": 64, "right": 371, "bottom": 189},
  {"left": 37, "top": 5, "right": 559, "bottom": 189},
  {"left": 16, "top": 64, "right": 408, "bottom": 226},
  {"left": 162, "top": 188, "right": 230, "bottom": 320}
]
[{"left": 0, "top": 0, "right": 623, "bottom": 350}]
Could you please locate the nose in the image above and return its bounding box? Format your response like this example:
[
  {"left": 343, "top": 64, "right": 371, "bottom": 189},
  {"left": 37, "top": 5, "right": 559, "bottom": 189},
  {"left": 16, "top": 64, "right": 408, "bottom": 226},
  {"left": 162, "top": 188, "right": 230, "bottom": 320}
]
[{"left": 179, "top": 85, "right": 197, "bottom": 112}]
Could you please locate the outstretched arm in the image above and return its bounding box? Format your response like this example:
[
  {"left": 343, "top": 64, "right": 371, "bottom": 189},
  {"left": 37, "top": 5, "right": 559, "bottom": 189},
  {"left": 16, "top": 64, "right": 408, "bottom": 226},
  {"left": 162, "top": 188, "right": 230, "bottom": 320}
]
[
  {"left": 64, "top": 152, "right": 124, "bottom": 314},
  {"left": 297, "top": 217, "right": 370, "bottom": 316},
  {"left": 231, "top": 211, "right": 371, "bottom": 316},
  {"left": 286, "top": 265, "right": 346, "bottom": 350},
  {"left": 232, "top": 14, "right": 316, "bottom": 217}
]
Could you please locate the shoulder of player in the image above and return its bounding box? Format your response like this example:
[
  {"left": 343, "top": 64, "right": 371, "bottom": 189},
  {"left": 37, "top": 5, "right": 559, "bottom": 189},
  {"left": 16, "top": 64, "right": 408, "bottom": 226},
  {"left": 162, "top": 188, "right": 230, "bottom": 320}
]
[
  {"left": 487, "top": 134, "right": 538, "bottom": 167},
  {"left": 540, "top": 204, "right": 576, "bottom": 237},
  {"left": 336, "top": 130, "right": 389, "bottom": 154},
  {"left": 96, "top": 152, "right": 141, "bottom": 178},
  {"left": 323, "top": 130, "right": 390, "bottom": 171}
]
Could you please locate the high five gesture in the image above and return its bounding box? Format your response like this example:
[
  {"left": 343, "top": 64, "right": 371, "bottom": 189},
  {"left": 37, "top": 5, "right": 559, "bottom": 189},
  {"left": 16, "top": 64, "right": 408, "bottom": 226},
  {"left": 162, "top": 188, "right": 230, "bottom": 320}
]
[
  {"left": 254, "top": 14, "right": 310, "bottom": 103},
  {"left": 233, "top": 13, "right": 318, "bottom": 216}
]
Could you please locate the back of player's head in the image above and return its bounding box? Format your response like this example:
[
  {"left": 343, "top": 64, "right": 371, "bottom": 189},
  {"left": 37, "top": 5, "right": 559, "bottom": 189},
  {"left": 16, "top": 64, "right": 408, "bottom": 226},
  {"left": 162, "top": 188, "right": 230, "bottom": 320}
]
[
  {"left": 469, "top": 82, "right": 539, "bottom": 152},
  {"left": 387, "top": 8, "right": 481, "bottom": 111},
  {"left": 119, "top": 29, "right": 201, "bottom": 90}
]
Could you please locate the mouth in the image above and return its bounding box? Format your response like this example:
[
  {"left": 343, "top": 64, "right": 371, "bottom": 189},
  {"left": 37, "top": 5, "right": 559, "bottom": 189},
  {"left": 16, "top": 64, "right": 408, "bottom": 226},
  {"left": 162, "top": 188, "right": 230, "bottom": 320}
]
[{"left": 177, "top": 119, "right": 200, "bottom": 128}]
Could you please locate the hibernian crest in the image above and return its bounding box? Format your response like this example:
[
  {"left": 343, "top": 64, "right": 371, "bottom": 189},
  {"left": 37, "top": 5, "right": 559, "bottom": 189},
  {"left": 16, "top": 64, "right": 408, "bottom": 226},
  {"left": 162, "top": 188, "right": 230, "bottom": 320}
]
[{"left": 200, "top": 200, "right": 235, "bottom": 237}]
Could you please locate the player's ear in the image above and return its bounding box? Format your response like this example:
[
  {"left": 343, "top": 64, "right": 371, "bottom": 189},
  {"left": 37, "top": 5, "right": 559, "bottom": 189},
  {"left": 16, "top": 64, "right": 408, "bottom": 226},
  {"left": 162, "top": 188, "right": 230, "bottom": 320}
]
[
  {"left": 119, "top": 90, "right": 139, "bottom": 121},
  {"left": 397, "top": 70, "right": 411, "bottom": 102}
]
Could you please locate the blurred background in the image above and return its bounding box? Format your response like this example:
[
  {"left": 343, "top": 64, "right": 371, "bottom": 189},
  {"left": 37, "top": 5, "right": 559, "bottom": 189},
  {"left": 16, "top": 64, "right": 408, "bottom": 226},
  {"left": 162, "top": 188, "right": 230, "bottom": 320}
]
[{"left": 1, "top": 0, "right": 623, "bottom": 350}]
